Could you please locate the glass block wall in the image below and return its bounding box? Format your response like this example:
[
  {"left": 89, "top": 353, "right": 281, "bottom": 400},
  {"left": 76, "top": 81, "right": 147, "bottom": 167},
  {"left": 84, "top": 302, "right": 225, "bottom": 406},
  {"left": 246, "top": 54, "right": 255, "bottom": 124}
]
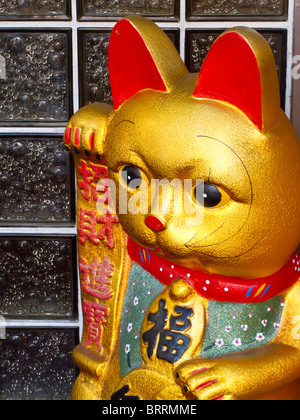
[{"left": 0, "top": 0, "right": 296, "bottom": 400}]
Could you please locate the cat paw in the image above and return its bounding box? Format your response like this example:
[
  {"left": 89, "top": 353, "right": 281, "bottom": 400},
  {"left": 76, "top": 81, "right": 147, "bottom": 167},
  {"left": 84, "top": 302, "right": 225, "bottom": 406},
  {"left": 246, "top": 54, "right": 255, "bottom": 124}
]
[
  {"left": 64, "top": 102, "right": 113, "bottom": 159},
  {"left": 175, "top": 359, "right": 234, "bottom": 400}
]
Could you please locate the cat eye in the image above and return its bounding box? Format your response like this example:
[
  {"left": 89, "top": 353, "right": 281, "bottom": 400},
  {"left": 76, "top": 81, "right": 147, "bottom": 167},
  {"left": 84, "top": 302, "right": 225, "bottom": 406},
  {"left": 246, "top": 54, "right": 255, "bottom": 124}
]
[
  {"left": 120, "top": 165, "right": 149, "bottom": 191},
  {"left": 192, "top": 182, "right": 231, "bottom": 209}
]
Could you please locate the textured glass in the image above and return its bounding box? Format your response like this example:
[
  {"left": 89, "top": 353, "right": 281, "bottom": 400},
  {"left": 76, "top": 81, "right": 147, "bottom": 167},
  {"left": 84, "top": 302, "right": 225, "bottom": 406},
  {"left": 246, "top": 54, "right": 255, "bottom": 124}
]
[
  {"left": 0, "top": 237, "right": 76, "bottom": 319},
  {"left": 0, "top": 31, "right": 71, "bottom": 124},
  {"left": 79, "top": 0, "right": 179, "bottom": 20},
  {"left": 186, "top": 30, "right": 287, "bottom": 108},
  {"left": 80, "top": 29, "right": 180, "bottom": 107},
  {"left": 188, "top": 0, "right": 287, "bottom": 20},
  {"left": 0, "top": 328, "right": 78, "bottom": 400},
  {"left": 0, "top": 136, "right": 74, "bottom": 225},
  {"left": 0, "top": 0, "right": 70, "bottom": 19},
  {"left": 80, "top": 31, "right": 111, "bottom": 106}
]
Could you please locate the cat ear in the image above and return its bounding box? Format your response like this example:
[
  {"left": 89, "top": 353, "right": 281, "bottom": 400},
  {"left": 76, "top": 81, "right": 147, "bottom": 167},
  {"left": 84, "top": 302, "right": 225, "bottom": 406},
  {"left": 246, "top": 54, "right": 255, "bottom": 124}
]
[
  {"left": 193, "top": 27, "right": 281, "bottom": 132},
  {"left": 108, "top": 15, "right": 188, "bottom": 110}
]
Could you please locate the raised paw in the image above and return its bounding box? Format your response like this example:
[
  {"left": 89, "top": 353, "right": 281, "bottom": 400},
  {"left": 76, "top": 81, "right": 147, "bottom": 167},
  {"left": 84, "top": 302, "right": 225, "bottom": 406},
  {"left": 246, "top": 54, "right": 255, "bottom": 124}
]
[
  {"left": 64, "top": 102, "right": 113, "bottom": 159},
  {"left": 175, "top": 360, "right": 233, "bottom": 401}
]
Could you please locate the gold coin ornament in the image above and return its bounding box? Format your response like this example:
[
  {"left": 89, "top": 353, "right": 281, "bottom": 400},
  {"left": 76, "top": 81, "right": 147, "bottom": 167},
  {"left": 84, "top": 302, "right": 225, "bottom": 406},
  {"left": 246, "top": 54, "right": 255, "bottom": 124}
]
[{"left": 64, "top": 16, "right": 300, "bottom": 400}]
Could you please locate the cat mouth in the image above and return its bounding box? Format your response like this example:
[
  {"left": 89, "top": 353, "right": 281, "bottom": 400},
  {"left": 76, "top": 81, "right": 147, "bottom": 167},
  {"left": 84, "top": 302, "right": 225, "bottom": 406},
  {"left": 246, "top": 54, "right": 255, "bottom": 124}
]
[{"left": 149, "top": 223, "right": 263, "bottom": 263}]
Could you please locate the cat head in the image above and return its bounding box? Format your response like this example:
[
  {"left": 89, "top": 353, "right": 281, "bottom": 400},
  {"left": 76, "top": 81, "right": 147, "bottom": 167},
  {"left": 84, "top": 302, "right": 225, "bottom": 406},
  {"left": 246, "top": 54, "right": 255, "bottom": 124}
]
[{"left": 80, "top": 16, "right": 300, "bottom": 278}]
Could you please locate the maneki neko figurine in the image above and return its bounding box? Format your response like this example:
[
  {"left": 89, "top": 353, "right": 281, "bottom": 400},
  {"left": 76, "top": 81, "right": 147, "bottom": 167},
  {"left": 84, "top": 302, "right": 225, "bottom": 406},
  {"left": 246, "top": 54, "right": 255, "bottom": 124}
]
[{"left": 64, "top": 16, "right": 300, "bottom": 400}]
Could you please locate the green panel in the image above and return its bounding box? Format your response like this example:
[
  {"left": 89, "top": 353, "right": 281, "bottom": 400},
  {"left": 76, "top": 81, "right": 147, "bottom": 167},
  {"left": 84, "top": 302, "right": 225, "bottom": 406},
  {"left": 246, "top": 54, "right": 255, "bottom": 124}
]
[
  {"left": 119, "top": 263, "right": 164, "bottom": 377},
  {"left": 201, "top": 295, "right": 285, "bottom": 358}
]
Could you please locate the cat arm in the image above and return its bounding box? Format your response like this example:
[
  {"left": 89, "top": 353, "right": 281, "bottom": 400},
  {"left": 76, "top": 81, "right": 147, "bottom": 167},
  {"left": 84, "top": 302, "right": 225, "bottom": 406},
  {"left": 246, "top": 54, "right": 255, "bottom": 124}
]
[{"left": 175, "top": 343, "right": 300, "bottom": 400}]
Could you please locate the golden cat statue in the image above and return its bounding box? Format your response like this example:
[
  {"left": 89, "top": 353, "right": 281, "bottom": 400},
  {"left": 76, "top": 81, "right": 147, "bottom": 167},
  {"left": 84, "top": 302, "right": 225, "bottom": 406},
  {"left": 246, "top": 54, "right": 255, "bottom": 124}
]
[{"left": 64, "top": 16, "right": 300, "bottom": 400}]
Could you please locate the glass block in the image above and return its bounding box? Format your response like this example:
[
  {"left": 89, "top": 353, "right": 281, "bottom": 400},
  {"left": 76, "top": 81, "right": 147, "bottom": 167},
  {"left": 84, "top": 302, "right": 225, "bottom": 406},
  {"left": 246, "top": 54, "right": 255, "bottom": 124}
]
[
  {"left": 0, "top": 237, "right": 77, "bottom": 319},
  {"left": 185, "top": 30, "right": 287, "bottom": 109},
  {"left": 0, "top": 0, "right": 70, "bottom": 20},
  {"left": 0, "top": 328, "right": 78, "bottom": 400},
  {"left": 79, "top": 0, "right": 179, "bottom": 20},
  {"left": 79, "top": 29, "right": 180, "bottom": 107},
  {"left": 0, "top": 31, "right": 72, "bottom": 125},
  {"left": 0, "top": 136, "right": 75, "bottom": 226},
  {"left": 187, "top": 0, "right": 288, "bottom": 20}
]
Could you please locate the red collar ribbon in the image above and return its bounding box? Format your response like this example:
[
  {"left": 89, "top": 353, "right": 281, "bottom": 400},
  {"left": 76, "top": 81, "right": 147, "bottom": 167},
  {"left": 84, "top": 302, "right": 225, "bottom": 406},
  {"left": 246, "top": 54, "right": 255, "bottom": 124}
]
[{"left": 127, "top": 238, "right": 300, "bottom": 303}]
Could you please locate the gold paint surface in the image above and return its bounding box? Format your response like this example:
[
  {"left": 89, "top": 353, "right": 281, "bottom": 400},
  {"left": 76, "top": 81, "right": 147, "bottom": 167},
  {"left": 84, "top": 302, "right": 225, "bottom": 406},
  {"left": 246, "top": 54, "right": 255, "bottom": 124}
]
[{"left": 64, "top": 17, "right": 300, "bottom": 400}]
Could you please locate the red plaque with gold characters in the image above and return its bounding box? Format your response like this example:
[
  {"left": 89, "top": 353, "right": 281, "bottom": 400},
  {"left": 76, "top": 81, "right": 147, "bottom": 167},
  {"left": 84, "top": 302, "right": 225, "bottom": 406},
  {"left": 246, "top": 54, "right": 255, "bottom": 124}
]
[{"left": 64, "top": 16, "right": 300, "bottom": 400}]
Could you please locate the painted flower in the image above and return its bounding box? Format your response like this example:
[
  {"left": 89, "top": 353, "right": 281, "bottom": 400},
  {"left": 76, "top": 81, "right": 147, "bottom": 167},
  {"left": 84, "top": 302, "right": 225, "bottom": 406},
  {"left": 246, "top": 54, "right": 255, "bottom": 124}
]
[
  {"left": 241, "top": 325, "right": 248, "bottom": 331},
  {"left": 249, "top": 312, "right": 254, "bottom": 318},
  {"left": 135, "top": 332, "right": 139, "bottom": 339},
  {"left": 233, "top": 314, "right": 237, "bottom": 320},
  {"left": 215, "top": 338, "right": 224, "bottom": 348},
  {"left": 225, "top": 326, "right": 231, "bottom": 333},
  {"left": 232, "top": 338, "right": 242, "bottom": 347},
  {"left": 261, "top": 320, "right": 267, "bottom": 327},
  {"left": 125, "top": 344, "right": 130, "bottom": 354},
  {"left": 133, "top": 296, "right": 139, "bottom": 306},
  {"left": 127, "top": 323, "right": 133, "bottom": 332},
  {"left": 273, "top": 323, "right": 280, "bottom": 330},
  {"left": 255, "top": 333, "right": 265, "bottom": 342},
  {"left": 267, "top": 306, "right": 273, "bottom": 312}
]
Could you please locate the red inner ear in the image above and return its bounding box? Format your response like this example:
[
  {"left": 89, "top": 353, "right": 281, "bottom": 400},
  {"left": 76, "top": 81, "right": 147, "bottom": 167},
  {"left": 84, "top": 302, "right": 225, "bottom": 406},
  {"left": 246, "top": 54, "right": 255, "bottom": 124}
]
[
  {"left": 109, "top": 19, "right": 167, "bottom": 110},
  {"left": 193, "top": 32, "right": 263, "bottom": 131}
]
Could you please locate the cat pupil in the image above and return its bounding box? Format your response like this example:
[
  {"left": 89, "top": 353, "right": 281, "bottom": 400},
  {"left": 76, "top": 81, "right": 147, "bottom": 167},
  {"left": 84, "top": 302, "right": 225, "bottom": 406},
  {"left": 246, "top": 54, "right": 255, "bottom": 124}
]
[
  {"left": 122, "top": 166, "right": 143, "bottom": 190},
  {"left": 194, "top": 183, "right": 222, "bottom": 207}
]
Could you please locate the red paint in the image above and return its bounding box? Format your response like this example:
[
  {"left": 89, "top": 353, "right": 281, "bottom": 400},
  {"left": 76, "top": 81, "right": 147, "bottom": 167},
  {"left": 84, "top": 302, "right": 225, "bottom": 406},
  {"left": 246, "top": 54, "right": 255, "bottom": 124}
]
[
  {"left": 65, "top": 127, "right": 71, "bottom": 144},
  {"left": 190, "top": 367, "right": 208, "bottom": 376},
  {"left": 196, "top": 379, "right": 218, "bottom": 391},
  {"left": 79, "top": 208, "right": 119, "bottom": 249},
  {"left": 80, "top": 256, "right": 113, "bottom": 300},
  {"left": 78, "top": 160, "right": 110, "bottom": 203},
  {"left": 108, "top": 19, "right": 167, "bottom": 110},
  {"left": 212, "top": 395, "right": 224, "bottom": 401},
  {"left": 75, "top": 128, "right": 81, "bottom": 147},
  {"left": 82, "top": 299, "right": 108, "bottom": 354},
  {"left": 89, "top": 132, "right": 95, "bottom": 151},
  {"left": 145, "top": 215, "right": 165, "bottom": 232},
  {"left": 193, "top": 32, "right": 263, "bottom": 131},
  {"left": 78, "top": 160, "right": 93, "bottom": 201}
]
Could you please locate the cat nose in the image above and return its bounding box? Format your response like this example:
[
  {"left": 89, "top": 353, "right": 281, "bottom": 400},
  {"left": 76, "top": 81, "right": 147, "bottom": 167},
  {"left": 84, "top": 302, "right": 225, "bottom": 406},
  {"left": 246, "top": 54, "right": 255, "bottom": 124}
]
[{"left": 145, "top": 215, "right": 165, "bottom": 232}]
